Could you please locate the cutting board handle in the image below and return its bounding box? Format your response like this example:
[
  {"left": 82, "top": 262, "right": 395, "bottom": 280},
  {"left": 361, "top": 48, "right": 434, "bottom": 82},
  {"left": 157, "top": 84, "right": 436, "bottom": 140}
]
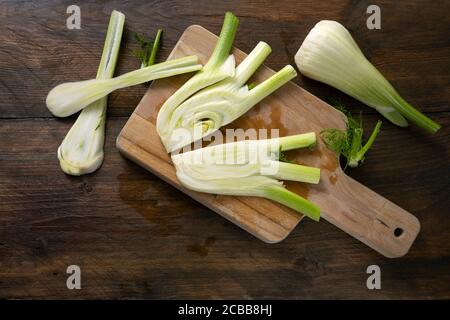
[{"left": 322, "top": 173, "right": 420, "bottom": 258}]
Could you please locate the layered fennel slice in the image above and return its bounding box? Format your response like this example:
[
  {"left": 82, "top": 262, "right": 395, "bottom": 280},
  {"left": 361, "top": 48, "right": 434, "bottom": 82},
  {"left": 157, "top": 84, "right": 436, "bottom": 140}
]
[
  {"left": 157, "top": 12, "right": 239, "bottom": 149},
  {"left": 160, "top": 40, "right": 298, "bottom": 153},
  {"left": 171, "top": 133, "right": 321, "bottom": 221}
]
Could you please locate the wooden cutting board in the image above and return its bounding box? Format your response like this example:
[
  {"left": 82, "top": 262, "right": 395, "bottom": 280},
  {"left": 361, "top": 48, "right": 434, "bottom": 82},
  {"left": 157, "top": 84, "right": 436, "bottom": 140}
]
[{"left": 116, "top": 25, "right": 420, "bottom": 258}]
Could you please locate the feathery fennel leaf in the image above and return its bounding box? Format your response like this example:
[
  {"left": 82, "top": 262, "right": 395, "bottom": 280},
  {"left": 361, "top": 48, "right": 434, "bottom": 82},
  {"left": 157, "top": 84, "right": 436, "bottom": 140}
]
[
  {"left": 133, "top": 29, "right": 163, "bottom": 68},
  {"left": 279, "top": 149, "right": 295, "bottom": 164},
  {"left": 320, "top": 99, "right": 382, "bottom": 168}
]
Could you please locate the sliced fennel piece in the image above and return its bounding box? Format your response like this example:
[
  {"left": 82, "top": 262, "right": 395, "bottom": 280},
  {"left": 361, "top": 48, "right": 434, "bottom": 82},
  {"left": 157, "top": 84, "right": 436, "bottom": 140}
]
[
  {"left": 57, "top": 10, "right": 125, "bottom": 176},
  {"left": 161, "top": 52, "right": 297, "bottom": 152},
  {"left": 172, "top": 133, "right": 321, "bottom": 221},
  {"left": 156, "top": 12, "right": 239, "bottom": 146},
  {"left": 295, "top": 20, "right": 440, "bottom": 133},
  {"left": 160, "top": 41, "right": 272, "bottom": 152},
  {"left": 46, "top": 55, "right": 202, "bottom": 117}
]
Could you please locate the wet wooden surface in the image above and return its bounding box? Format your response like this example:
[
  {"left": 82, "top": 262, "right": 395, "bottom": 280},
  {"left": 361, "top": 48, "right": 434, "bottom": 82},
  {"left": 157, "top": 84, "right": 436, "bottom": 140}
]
[{"left": 0, "top": 0, "right": 449, "bottom": 299}]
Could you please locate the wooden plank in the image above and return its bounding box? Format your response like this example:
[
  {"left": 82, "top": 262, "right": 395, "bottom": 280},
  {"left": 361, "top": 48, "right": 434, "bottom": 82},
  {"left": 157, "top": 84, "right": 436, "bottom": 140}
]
[
  {"left": 0, "top": 114, "right": 449, "bottom": 299},
  {"left": 0, "top": 0, "right": 449, "bottom": 299},
  {"left": 0, "top": 0, "right": 448, "bottom": 118},
  {"left": 117, "top": 25, "right": 421, "bottom": 257}
]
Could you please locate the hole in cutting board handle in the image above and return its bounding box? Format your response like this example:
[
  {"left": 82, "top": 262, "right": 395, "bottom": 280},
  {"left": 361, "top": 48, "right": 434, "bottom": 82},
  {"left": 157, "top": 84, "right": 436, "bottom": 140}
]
[{"left": 394, "top": 227, "right": 404, "bottom": 238}]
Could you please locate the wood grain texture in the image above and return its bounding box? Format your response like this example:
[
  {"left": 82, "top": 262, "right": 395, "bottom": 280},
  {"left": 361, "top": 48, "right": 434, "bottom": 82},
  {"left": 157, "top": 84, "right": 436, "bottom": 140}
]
[
  {"left": 0, "top": 0, "right": 449, "bottom": 299},
  {"left": 117, "top": 25, "right": 420, "bottom": 257}
]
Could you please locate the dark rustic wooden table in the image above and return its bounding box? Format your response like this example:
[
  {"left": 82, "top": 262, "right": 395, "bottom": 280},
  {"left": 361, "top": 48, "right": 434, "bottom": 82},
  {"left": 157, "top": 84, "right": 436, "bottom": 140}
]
[{"left": 0, "top": 0, "right": 449, "bottom": 299}]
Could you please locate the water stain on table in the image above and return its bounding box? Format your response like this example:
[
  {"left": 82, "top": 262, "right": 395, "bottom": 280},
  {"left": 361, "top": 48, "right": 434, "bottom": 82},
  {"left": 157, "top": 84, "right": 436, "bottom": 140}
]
[{"left": 117, "top": 172, "right": 182, "bottom": 237}]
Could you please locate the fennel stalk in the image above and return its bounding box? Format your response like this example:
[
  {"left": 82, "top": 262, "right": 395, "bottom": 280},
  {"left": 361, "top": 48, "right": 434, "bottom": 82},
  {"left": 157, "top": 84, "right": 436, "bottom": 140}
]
[{"left": 57, "top": 10, "right": 125, "bottom": 175}]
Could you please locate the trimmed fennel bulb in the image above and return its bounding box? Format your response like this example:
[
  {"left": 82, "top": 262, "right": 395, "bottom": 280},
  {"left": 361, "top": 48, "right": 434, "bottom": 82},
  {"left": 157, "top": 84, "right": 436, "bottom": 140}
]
[
  {"left": 160, "top": 42, "right": 298, "bottom": 153},
  {"left": 157, "top": 12, "right": 239, "bottom": 149},
  {"left": 295, "top": 20, "right": 440, "bottom": 133},
  {"left": 57, "top": 10, "right": 125, "bottom": 175},
  {"left": 172, "top": 133, "right": 321, "bottom": 221}
]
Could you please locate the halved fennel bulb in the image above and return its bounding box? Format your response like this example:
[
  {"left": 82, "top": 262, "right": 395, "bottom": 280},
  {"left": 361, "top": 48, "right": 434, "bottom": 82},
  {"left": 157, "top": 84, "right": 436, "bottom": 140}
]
[
  {"left": 57, "top": 10, "right": 124, "bottom": 175},
  {"left": 156, "top": 12, "right": 240, "bottom": 150},
  {"left": 172, "top": 133, "right": 321, "bottom": 221},
  {"left": 160, "top": 41, "right": 298, "bottom": 153}
]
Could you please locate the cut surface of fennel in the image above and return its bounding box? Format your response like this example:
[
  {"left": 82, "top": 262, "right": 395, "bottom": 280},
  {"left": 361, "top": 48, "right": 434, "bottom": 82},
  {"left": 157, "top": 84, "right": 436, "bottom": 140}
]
[
  {"left": 171, "top": 133, "right": 321, "bottom": 221},
  {"left": 156, "top": 12, "right": 240, "bottom": 150},
  {"left": 295, "top": 20, "right": 440, "bottom": 133},
  {"left": 160, "top": 41, "right": 298, "bottom": 153},
  {"left": 57, "top": 10, "right": 125, "bottom": 175}
]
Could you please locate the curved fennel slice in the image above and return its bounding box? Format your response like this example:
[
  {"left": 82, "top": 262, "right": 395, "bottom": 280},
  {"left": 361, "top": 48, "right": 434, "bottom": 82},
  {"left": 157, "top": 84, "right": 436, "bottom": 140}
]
[
  {"left": 160, "top": 43, "right": 298, "bottom": 152},
  {"left": 156, "top": 12, "right": 240, "bottom": 149},
  {"left": 57, "top": 10, "right": 125, "bottom": 175},
  {"left": 46, "top": 55, "right": 202, "bottom": 117},
  {"left": 171, "top": 133, "right": 321, "bottom": 221}
]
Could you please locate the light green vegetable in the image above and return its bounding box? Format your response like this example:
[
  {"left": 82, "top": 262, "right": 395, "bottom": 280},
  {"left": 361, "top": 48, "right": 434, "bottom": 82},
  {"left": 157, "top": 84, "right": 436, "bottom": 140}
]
[
  {"left": 157, "top": 12, "right": 239, "bottom": 149},
  {"left": 172, "top": 133, "right": 321, "bottom": 221},
  {"left": 347, "top": 120, "right": 382, "bottom": 167},
  {"left": 46, "top": 55, "right": 202, "bottom": 117},
  {"left": 295, "top": 20, "right": 440, "bottom": 133},
  {"left": 148, "top": 29, "right": 163, "bottom": 66},
  {"left": 321, "top": 100, "right": 382, "bottom": 168},
  {"left": 160, "top": 41, "right": 298, "bottom": 153},
  {"left": 57, "top": 10, "right": 125, "bottom": 175}
]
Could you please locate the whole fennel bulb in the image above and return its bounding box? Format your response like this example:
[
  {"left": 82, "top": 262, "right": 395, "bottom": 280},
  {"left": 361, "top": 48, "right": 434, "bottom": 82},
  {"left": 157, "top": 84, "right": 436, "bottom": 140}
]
[{"left": 295, "top": 20, "right": 440, "bottom": 133}]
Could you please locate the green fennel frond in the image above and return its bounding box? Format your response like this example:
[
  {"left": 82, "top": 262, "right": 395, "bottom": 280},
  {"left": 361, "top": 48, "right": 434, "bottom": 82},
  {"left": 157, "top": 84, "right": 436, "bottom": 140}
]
[
  {"left": 132, "top": 29, "right": 163, "bottom": 68},
  {"left": 321, "top": 99, "right": 382, "bottom": 168}
]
